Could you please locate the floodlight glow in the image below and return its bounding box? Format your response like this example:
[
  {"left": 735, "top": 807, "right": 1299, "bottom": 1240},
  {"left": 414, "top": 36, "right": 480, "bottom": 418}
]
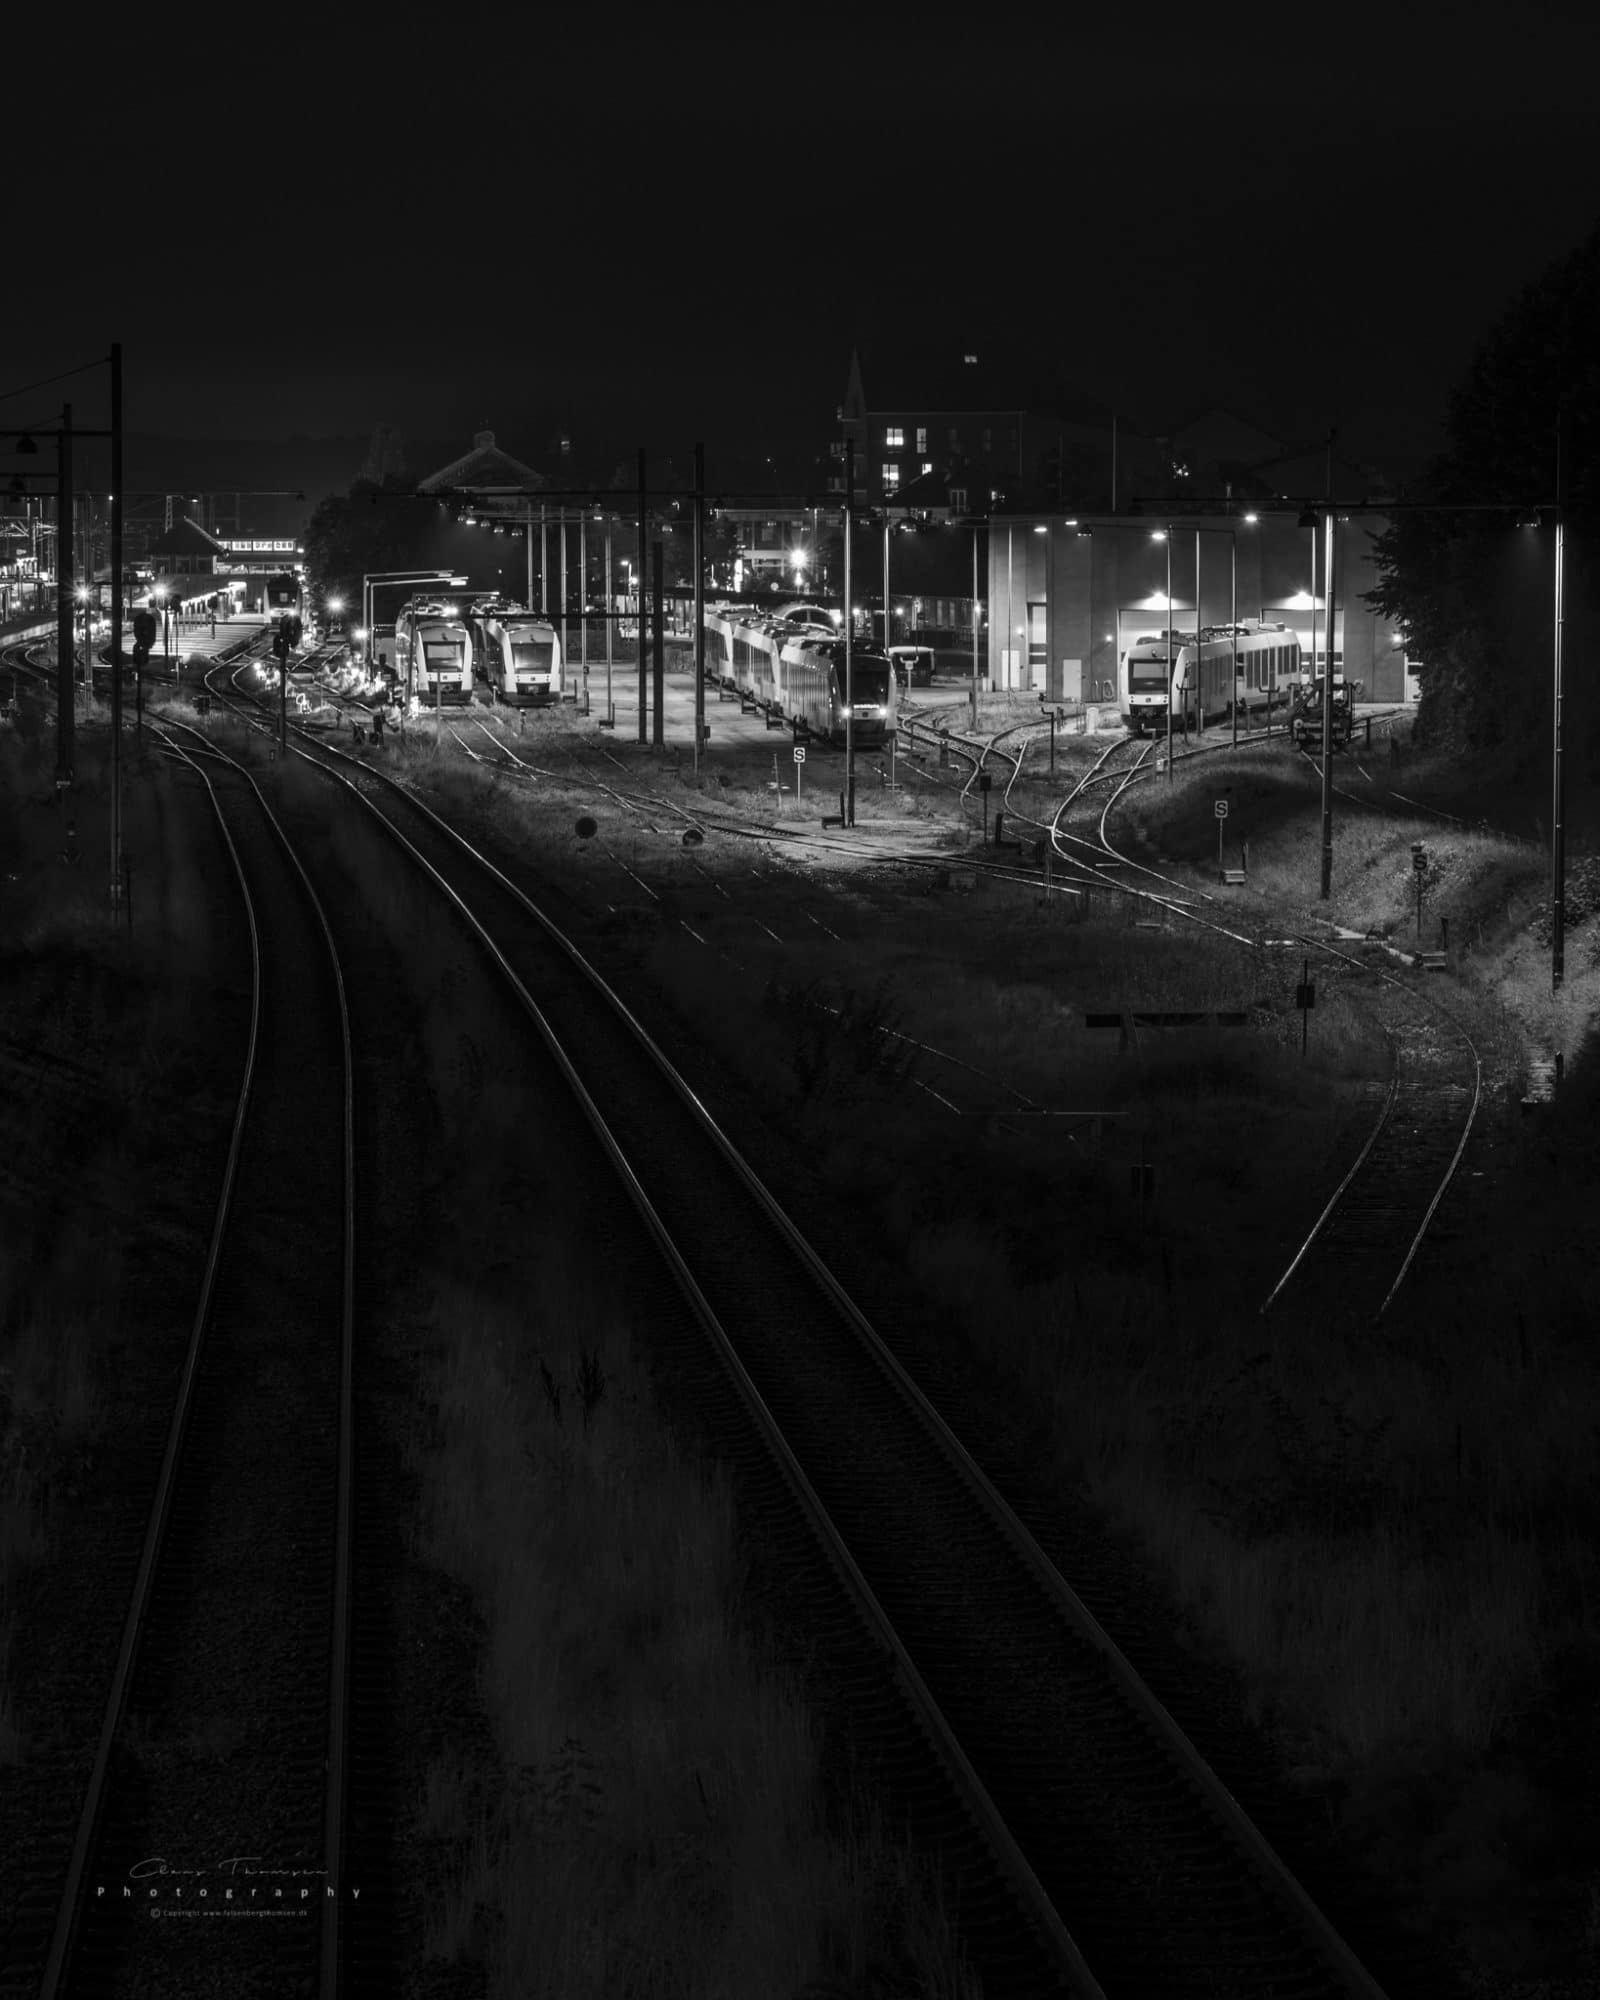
[
  {"left": 1150, "top": 530, "right": 1167, "bottom": 541},
  {"left": 328, "top": 596, "right": 345, "bottom": 613},
  {"left": 1244, "top": 512, "right": 1259, "bottom": 524}
]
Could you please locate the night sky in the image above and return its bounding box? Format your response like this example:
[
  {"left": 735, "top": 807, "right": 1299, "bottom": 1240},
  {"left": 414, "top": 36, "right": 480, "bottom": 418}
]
[{"left": 6, "top": 4, "right": 1599, "bottom": 481}]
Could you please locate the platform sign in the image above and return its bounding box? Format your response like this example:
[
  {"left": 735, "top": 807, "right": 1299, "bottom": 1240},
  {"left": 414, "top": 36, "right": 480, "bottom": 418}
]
[
  {"left": 793, "top": 746, "right": 805, "bottom": 762},
  {"left": 793, "top": 742, "right": 804, "bottom": 806},
  {"left": 1214, "top": 799, "right": 1229, "bottom": 817}
]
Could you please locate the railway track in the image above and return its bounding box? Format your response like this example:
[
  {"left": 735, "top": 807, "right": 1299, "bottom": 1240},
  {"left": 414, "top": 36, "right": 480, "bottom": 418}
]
[
  {"left": 16, "top": 730, "right": 357, "bottom": 2000},
  {"left": 197, "top": 657, "right": 1394, "bottom": 1997},
  {"left": 1261, "top": 935, "right": 1482, "bottom": 1321}
]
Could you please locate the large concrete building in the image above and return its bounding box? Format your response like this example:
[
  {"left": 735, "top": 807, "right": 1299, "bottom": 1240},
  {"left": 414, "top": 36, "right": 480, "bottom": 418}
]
[{"left": 985, "top": 509, "right": 1411, "bottom": 706}]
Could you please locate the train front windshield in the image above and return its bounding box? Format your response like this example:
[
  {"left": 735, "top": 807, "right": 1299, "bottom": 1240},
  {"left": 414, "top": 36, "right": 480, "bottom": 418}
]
[
  {"left": 1127, "top": 651, "right": 1175, "bottom": 688},
  {"left": 511, "top": 640, "right": 554, "bottom": 672},
  {"left": 423, "top": 640, "right": 463, "bottom": 671},
  {"left": 849, "top": 664, "right": 892, "bottom": 705}
]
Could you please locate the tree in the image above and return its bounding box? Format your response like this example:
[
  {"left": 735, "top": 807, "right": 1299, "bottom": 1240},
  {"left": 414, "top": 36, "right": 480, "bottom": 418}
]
[
  {"left": 303, "top": 478, "right": 447, "bottom": 616},
  {"left": 1366, "top": 221, "right": 1600, "bottom": 757}
]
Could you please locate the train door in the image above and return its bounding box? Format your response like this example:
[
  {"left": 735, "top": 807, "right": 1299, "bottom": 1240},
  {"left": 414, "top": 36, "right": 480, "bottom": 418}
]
[{"left": 1027, "top": 602, "right": 1047, "bottom": 691}]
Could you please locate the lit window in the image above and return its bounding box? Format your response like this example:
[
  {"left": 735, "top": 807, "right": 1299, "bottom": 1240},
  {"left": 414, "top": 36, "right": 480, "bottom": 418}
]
[
  {"left": 885, "top": 426, "right": 904, "bottom": 449},
  {"left": 883, "top": 463, "right": 901, "bottom": 492},
  {"left": 922, "top": 463, "right": 934, "bottom": 476},
  {"left": 916, "top": 427, "right": 928, "bottom": 454}
]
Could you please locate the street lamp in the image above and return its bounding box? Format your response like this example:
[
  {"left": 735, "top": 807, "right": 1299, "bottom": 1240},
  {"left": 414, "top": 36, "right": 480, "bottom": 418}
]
[
  {"left": 360, "top": 570, "right": 467, "bottom": 699},
  {"left": 152, "top": 583, "right": 171, "bottom": 672},
  {"left": 1149, "top": 529, "right": 1177, "bottom": 779}
]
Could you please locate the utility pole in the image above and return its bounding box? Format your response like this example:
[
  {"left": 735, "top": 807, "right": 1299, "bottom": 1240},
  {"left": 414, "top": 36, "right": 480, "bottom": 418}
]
[
  {"left": 1194, "top": 527, "right": 1203, "bottom": 736},
  {"left": 651, "top": 537, "right": 664, "bottom": 749},
  {"left": 56, "top": 405, "right": 74, "bottom": 788},
  {"left": 558, "top": 506, "right": 567, "bottom": 678},
  {"left": 1165, "top": 528, "right": 1174, "bottom": 783},
  {"left": 112, "top": 343, "right": 125, "bottom": 883},
  {"left": 636, "top": 449, "right": 647, "bottom": 745},
  {"left": 1319, "top": 509, "right": 1337, "bottom": 899},
  {"left": 1552, "top": 401, "right": 1567, "bottom": 990},
  {"left": 693, "top": 442, "right": 704, "bottom": 774},
  {"left": 1229, "top": 532, "right": 1237, "bottom": 751},
  {"left": 844, "top": 439, "right": 854, "bottom": 825},
  {"left": 579, "top": 504, "right": 588, "bottom": 702},
  {"left": 604, "top": 516, "right": 613, "bottom": 725},
  {"left": 971, "top": 523, "right": 979, "bottom": 728}
]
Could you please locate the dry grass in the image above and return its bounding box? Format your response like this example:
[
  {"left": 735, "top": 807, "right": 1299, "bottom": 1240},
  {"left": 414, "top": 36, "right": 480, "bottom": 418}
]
[
  {"left": 409, "top": 1276, "right": 981, "bottom": 2000},
  {"left": 0, "top": 730, "right": 236, "bottom": 1765}
]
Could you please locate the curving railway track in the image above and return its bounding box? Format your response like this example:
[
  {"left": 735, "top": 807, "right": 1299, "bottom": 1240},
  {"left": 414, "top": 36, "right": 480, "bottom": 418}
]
[
  {"left": 190, "top": 655, "right": 1403, "bottom": 1997},
  {"left": 13, "top": 726, "right": 358, "bottom": 2000},
  {"left": 288, "top": 656, "right": 1487, "bottom": 1337},
  {"left": 1260, "top": 936, "right": 1483, "bottom": 1322}
]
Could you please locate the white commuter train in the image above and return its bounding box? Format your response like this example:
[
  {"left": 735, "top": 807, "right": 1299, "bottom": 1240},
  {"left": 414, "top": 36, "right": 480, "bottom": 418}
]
[
  {"left": 474, "top": 607, "right": 563, "bottom": 705},
  {"left": 394, "top": 600, "right": 474, "bottom": 705},
  {"left": 1119, "top": 620, "right": 1302, "bottom": 734},
  {"left": 702, "top": 604, "right": 896, "bottom": 744}
]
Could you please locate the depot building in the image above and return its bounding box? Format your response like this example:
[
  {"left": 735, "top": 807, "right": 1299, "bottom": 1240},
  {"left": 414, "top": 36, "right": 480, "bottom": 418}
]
[{"left": 984, "top": 510, "right": 1413, "bottom": 707}]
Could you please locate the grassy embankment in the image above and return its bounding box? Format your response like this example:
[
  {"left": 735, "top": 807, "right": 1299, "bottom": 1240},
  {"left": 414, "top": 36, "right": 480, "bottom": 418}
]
[
  {"left": 403, "top": 718, "right": 1600, "bottom": 1979},
  {"left": 744, "top": 744, "right": 1600, "bottom": 1978},
  {"left": 259, "top": 743, "right": 986, "bottom": 1998},
  {"left": 221, "top": 700, "right": 1600, "bottom": 1978},
  {"left": 0, "top": 716, "right": 229, "bottom": 1763}
]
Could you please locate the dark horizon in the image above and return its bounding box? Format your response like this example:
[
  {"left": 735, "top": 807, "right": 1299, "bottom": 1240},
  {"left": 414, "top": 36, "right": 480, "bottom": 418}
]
[{"left": 6, "top": 7, "right": 1599, "bottom": 498}]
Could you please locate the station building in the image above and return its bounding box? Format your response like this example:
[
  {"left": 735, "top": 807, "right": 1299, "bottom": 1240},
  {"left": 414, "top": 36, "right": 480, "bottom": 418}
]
[{"left": 984, "top": 508, "right": 1413, "bottom": 707}]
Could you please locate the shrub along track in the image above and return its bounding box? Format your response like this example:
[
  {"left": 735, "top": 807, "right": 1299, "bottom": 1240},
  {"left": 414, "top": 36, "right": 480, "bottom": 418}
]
[{"left": 199, "top": 657, "right": 1403, "bottom": 1998}]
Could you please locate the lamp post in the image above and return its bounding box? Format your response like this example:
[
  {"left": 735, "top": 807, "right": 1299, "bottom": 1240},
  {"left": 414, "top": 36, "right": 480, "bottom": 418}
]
[
  {"left": 970, "top": 522, "right": 980, "bottom": 728},
  {"left": 1148, "top": 528, "right": 1177, "bottom": 780},
  {"left": 693, "top": 443, "right": 705, "bottom": 773},
  {"left": 1320, "top": 509, "right": 1337, "bottom": 900},
  {"left": 843, "top": 440, "right": 854, "bottom": 823},
  {"left": 1188, "top": 524, "right": 1242, "bottom": 747},
  {"left": 360, "top": 570, "right": 465, "bottom": 693},
  {"left": 1552, "top": 402, "right": 1567, "bottom": 990}
]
